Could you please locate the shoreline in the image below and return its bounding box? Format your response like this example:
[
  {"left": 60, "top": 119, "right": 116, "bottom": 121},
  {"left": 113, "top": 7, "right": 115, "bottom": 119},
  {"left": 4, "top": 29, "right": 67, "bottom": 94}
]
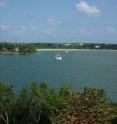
[
  {"left": 37, "top": 48, "right": 117, "bottom": 52},
  {"left": 0, "top": 49, "right": 117, "bottom": 55}
]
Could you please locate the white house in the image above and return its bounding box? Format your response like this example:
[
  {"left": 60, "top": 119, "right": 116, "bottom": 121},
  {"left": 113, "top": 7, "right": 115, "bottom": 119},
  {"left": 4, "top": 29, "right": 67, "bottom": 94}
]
[
  {"left": 15, "top": 48, "right": 19, "bottom": 52},
  {"left": 95, "top": 45, "right": 100, "bottom": 49}
]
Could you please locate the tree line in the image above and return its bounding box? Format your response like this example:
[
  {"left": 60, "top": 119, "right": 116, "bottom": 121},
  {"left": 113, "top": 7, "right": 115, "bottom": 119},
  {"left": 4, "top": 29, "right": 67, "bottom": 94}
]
[
  {"left": 0, "top": 43, "right": 117, "bottom": 54},
  {"left": 0, "top": 82, "right": 117, "bottom": 124}
]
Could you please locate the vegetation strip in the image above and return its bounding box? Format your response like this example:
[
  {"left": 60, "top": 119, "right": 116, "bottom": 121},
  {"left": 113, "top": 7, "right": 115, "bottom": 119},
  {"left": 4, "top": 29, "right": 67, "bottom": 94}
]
[
  {"left": 0, "top": 43, "right": 117, "bottom": 55},
  {"left": 0, "top": 82, "right": 117, "bottom": 124}
]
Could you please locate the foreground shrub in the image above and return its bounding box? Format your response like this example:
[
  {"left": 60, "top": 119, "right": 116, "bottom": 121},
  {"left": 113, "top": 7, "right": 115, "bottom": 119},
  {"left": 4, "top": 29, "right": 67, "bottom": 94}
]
[{"left": 0, "top": 82, "right": 115, "bottom": 124}]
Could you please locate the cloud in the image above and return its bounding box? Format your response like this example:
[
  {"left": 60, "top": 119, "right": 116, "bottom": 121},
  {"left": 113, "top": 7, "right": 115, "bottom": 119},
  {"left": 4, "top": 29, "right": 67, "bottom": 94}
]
[
  {"left": 47, "top": 18, "right": 62, "bottom": 26},
  {"left": 45, "top": 29, "right": 56, "bottom": 35},
  {"left": 0, "top": 25, "right": 6, "bottom": 30},
  {"left": 0, "top": 24, "right": 9, "bottom": 31},
  {"left": 21, "top": 25, "right": 27, "bottom": 30},
  {"left": 76, "top": 1, "right": 100, "bottom": 17},
  {"left": 45, "top": 30, "right": 52, "bottom": 35},
  {"left": 20, "top": 25, "right": 38, "bottom": 32}
]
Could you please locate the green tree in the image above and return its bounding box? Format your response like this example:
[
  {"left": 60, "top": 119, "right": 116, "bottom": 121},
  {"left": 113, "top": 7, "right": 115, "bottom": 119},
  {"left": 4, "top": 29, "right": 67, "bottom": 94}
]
[
  {"left": 74, "top": 87, "right": 112, "bottom": 124},
  {"left": 0, "top": 82, "right": 113, "bottom": 124},
  {"left": 0, "top": 82, "right": 15, "bottom": 124}
]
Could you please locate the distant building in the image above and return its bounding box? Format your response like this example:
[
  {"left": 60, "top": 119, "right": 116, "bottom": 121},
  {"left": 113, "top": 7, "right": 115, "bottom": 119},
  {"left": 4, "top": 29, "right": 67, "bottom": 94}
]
[
  {"left": 3, "top": 48, "right": 6, "bottom": 51},
  {"left": 65, "top": 44, "right": 71, "bottom": 46},
  {"left": 79, "top": 43, "right": 84, "bottom": 46},
  {"left": 95, "top": 45, "right": 100, "bottom": 49},
  {"left": 15, "top": 48, "right": 19, "bottom": 52}
]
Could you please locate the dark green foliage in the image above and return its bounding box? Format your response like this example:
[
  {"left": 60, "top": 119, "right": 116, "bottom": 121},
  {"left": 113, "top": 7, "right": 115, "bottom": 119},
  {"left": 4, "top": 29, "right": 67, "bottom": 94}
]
[
  {"left": 18, "top": 44, "right": 36, "bottom": 54},
  {"left": 0, "top": 82, "right": 116, "bottom": 124},
  {"left": 0, "top": 82, "right": 15, "bottom": 124},
  {"left": 0, "top": 42, "right": 117, "bottom": 54}
]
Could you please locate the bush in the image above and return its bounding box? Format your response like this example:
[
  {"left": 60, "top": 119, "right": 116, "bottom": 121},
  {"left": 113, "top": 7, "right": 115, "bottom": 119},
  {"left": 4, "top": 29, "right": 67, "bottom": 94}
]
[{"left": 0, "top": 82, "right": 114, "bottom": 124}]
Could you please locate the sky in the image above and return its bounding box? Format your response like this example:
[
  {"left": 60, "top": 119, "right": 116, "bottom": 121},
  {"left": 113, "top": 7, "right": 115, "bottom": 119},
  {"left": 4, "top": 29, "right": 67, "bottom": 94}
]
[{"left": 0, "top": 0, "right": 117, "bottom": 43}]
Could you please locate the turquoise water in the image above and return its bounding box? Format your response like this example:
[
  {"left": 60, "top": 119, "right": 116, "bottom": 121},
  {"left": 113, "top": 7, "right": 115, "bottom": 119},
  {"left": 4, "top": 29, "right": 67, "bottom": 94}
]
[{"left": 0, "top": 50, "right": 117, "bottom": 101}]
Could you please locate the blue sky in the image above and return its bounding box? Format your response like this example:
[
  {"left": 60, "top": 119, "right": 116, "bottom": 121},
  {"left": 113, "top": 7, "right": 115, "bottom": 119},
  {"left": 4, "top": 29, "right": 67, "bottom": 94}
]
[{"left": 0, "top": 0, "right": 117, "bottom": 43}]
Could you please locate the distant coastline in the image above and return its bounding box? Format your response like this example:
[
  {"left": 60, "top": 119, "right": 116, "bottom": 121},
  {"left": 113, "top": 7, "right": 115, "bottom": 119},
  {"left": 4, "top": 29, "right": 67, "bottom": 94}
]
[
  {"left": 37, "top": 48, "right": 117, "bottom": 51},
  {"left": 0, "top": 42, "right": 117, "bottom": 55},
  {"left": 0, "top": 48, "right": 117, "bottom": 55}
]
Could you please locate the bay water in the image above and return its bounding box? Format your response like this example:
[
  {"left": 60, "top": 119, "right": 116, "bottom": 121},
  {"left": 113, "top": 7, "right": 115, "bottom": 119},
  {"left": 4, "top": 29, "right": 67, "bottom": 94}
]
[{"left": 0, "top": 50, "right": 117, "bottom": 101}]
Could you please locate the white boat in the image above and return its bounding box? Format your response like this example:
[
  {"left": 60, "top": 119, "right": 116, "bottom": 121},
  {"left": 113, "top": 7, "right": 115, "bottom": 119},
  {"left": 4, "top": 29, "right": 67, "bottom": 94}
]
[{"left": 55, "top": 54, "right": 62, "bottom": 60}]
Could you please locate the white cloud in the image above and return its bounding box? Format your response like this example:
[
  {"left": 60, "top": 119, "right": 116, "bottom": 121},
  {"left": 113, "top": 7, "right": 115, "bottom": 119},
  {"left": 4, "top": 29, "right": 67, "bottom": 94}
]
[
  {"left": 45, "top": 30, "right": 52, "bottom": 35},
  {"left": 45, "top": 28, "right": 56, "bottom": 35},
  {"left": 47, "top": 18, "right": 62, "bottom": 26},
  {"left": 21, "top": 25, "right": 27, "bottom": 30},
  {"left": 1, "top": 25, "right": 6, "bottom": 30},
  {"left": 0, "top": 24, "right": 9, "bottom": 31},
  {"left": 76, "top": 1, "right": 100, "bottom": 17},
  {"left": 20, "top": 25, "right": 38, "bottom": 32}
]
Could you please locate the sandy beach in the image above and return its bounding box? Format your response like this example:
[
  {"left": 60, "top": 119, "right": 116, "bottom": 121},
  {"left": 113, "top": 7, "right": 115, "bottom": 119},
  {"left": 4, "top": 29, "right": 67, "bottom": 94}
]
[{"left": 37, "top": 48, "right": 117, "bottom": 52}]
